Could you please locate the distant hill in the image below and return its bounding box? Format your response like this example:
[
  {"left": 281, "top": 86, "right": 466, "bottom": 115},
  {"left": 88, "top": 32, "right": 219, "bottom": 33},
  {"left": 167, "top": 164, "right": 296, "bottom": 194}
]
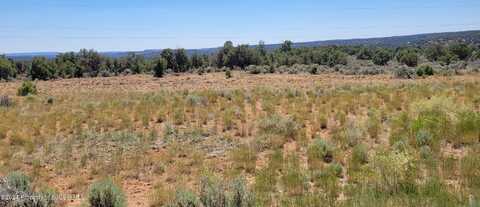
[{"left": 5, "top": 30, "right": 480, "bottom": 61}]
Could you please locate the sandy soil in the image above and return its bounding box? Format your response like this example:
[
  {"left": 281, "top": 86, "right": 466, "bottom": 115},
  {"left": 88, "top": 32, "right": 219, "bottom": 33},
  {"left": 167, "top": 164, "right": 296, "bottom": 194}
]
[{"left": 2, "top": 72, "right": 474, "bottom": 96}]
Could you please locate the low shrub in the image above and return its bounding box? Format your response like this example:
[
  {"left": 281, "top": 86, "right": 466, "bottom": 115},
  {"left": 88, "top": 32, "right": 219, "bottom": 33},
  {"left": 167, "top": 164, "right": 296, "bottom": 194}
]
[
  {"left": 394, "top": 67, "right": 415, "bottom": 79},
  {"left": 170, "top": 189, "right": 201, "bottom": 207},
  {"left": 371, "top": 151, "right": 417, "bottom": 193},
  {"left": 396, "top": 49, "right": 419, "bottom": 67},
  {"left": 6, "top": 171, "right": 31, "bottom": 192},
  {"left": 327, "top": 163, "right": 343, "bottom": 178},
  {"left": 200, "top": 176, "right": 227, "bottom": 207},
  {"left": 225, "top": 70, "right": 232, "bottom": 79},
  {"left": 2, "top": 172, "right": 57, "bottom": 207},
  {"left": 344, "top": 123, "right": 364, "bottom": 147},
  {"left": 307, "top": 138, "right": 334, "bottom": 165},
  {"left": 229, "top": 177, "right": 255, "bottom": 207},
  {"left": 198, "top": 175, "right": 255, "bottom": 207},
  {"left": 416, "top": 65, "right": 434, "bottom": 77},
  {"left": 17, "top": 81, "right": 37, "bottom": 96},
  {"left": 415, "top": 129, "right": 433, "bottom": 147},
  {"left": 247, "top": 65, "right": 268, "bottom": 74},
  {"left": 258, "top": 114, "right": 299, "bottom": 139},
  {"left": 351, "top": 144, "right": 369, "bottom": 167},
  {"left": 88, "top": 178, "right": 126, "bottom": 207}
]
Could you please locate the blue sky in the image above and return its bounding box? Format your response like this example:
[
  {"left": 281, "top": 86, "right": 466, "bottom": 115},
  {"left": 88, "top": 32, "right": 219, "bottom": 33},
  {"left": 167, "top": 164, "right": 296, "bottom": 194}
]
[{"left": 1, "top": 0, "right": 479, "bottom": 53}]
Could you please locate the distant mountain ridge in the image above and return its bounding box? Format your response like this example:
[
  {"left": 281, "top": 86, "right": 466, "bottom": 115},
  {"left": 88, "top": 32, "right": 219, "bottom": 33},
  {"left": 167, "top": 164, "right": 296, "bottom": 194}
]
[{"left": 5, "top": 30, "right": 480, "bottom": 61}]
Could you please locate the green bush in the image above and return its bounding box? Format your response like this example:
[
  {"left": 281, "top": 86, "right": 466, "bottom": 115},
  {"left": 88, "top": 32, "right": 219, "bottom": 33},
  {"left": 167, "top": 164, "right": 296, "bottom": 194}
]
[
  {"left": 356, "top": 47, "right": 373, "bottom": 60},
  {"left": 307, "top": 138, "right": 334, "bottom": 163},
  {"left": 188, "top": 175, "right": 255, "bottom": 207},
  {"left": 29, "top": 57, "right": 55, "bottom": 80},
  {"left": 225, "top": 70, "right": 232, "bottom": 79},
  {"left": 416, "top": 65, "right": 434, "bottom": 77},
  {"left": 415, "top": 129, "right": 433, "bottom": 147},
  {"left": 17, "top": 81, "right": 38, "bottom": 96},
  {"left": 3, "top": 171, "right": 57, "bottom": 207},
  {"left": 247, "top": 65, "right": 267, "bottom": 74},
  {"left": 200, "top": 176, "right": 227, "bottom": 207},
  {"left": 438, "top": 53, "right": 458, "bottom": 65},
  {"left": 170, "top": 189, "right": 201, "bottom": 207},
  {"left": 327, "top": 163, "right": 343, "bottom": 178},
  {"left": 229, "top": 176, "right": 255, "bottom": 207},
  {"left": 258, "top": 114, "right": 299, "bottom": 139},
  {"left": 372, "top": 48, "right": 392, "bottom": 65},
  {"left": 351, "top": 144, "right": 369, "bottom": 166},
  {"left": 6, "top": 171, "right": 31, "bottom": 192},
  {"left": 88, "top": 178, "right": 126, "bottom": 207},
  {"left": 396, "top": 49, "right": 419, "bottom": 67},
  {"left": 394, "top": 67, "right": 415, "bottom": 79},
  {"left": 326, "top": 50, "right": 348, "bottom": 67},
  {"left": 371, "top": 151, "right": 416, "bottom": 193},
  {"left": 448, "top": 42, "right": 472, "bottom": 60}
]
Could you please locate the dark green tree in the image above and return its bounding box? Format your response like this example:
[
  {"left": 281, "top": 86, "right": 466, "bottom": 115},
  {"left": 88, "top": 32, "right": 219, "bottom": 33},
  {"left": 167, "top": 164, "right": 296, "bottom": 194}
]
[
  {"left": 217, "top": 41, "right": 235, "bottom": 68},
  {"left": 357, "top": 47, "right": 373, "bottom": 60},
  {"left": 15, "top": 61, "right": 29, "bottom": 74},
  {"left": 396, "top": 49, "right": 419, "bottom": 67},
  {"left": 448, "top": 42, "right": 472, "bottom": 60},
  {"left": 280, "top": 40, "right": 293, "bottom": 53},
  {"left": 77, "top": 49, "right": 103, "bottom": 77},
  {"left": 372, "top": 48, "right": 392, "bottom": 65},
  {"left": 153, "top": 58, "right": 167, "bottom": 78},
  {"left": 0, "top": 56, "right": 16, "bottom": 80},
  {"left": 125, "top": 53, "right": 146, "bottom": 74},
  {"left": 161, "top": 48, "right": 176, "bottom": 71},
  {"left": 191, "top": 53, "right": 205, "bottom": 69},
  {"left": 174, "top": 49, "right": 190, "bottom": 72},
  {"left": 257, "top": 40, "right": 267, "bottom": 56},
  {"left": 230, "top": 44, "right": 261, "bottom": 69},
  {"left": 438, "top": 52, "right": 458, "bottom": 66},
  {"left": 30, "top": 57, "right": 55, "bottom": 80},
  {"left": 424, "top": 44, "right": 446, "bottom": 62},
  {"left": 56, "top": 60, "right": 77, "bottom": 78},
  {"left": 327, "top": 49, "right": 348, "bottom": 67}
]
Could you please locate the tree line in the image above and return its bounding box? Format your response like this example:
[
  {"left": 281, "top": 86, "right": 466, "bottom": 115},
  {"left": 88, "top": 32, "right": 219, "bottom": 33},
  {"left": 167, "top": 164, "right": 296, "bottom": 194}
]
[{"left": 1, "top": 40, "right": 479, "bottom": 80}]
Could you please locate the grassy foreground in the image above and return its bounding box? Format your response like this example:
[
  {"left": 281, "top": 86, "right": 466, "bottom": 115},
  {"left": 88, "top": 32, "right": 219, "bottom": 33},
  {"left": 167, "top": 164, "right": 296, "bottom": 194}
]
[{"left": 0, "top": 73, "right": 480, "bottom": 206}]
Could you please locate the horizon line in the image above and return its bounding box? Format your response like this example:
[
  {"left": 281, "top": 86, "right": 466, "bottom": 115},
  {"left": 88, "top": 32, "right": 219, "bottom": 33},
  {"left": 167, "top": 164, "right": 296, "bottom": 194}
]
[{"left": 4, "top": 28, "right": 480, "bottom": 55}]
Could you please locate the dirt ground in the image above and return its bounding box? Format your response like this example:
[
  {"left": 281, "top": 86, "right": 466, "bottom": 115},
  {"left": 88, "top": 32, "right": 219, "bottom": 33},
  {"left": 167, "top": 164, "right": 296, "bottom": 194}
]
[{"left": 2, "top": 72, "right": 473, "bottom": 95}]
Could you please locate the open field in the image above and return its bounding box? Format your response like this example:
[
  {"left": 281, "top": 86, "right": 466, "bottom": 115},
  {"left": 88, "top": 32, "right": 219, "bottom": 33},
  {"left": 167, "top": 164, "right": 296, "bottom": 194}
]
[{"left": 1, "top": 72, "right": 480, "bottom": 206}]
